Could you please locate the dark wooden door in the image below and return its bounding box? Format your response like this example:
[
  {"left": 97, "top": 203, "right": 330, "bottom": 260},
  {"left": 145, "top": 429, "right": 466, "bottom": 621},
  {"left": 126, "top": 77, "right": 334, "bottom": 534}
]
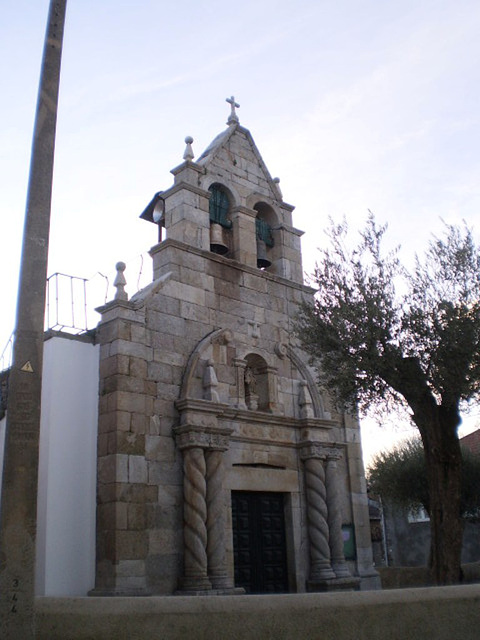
[{"left": 232, "top": 491, "right": 289, "bottom": 594}]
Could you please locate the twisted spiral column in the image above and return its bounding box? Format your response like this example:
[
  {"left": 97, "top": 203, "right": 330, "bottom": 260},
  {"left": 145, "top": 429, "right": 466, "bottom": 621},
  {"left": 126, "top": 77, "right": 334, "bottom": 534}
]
[
  {"left": 326, "top": 455, "right": 351, "bottom": 578},
  {"left": 206, "top": 449, "right": 233, "bottom": 589},
  {"left": 303, "top": 456, "right": 336, "bottom": 581},
  {"left": 182, "top": 446, "right": 211, "bottom": 590}
]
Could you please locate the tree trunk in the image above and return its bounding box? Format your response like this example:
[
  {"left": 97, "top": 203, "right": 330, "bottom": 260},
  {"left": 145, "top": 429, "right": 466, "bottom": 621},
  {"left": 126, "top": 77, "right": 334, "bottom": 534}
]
[
  {"left": 388, "top": 357, "right": 465, "bottom": 586},
  {"left": 415, "top": 405, "right": 464, "bottom": 585}
]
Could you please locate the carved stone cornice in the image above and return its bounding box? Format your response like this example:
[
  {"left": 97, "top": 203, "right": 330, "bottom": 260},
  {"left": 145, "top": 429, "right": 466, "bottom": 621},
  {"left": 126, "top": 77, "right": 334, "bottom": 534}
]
[
  {"left": 96, "top": 298, "right": 135, "bottom": 317},
  {"left": 299, "top": 442, "right": 343, "bottom": 461},
  {"left": 325, "top": 448, "right": 343, "bottom": 462},
  {"left": 233, "top": 357, "right": 247, "bottom": 367},
  {"left": 162, "top": 177, "right": 208, "bottom": 198},
  {"left": 221, "top": 406, "right": 336, "bottom": 429},
  {"left": 230, "top": 205, "right": 257, "bottom": 219},
  {"left": 300, "top": 418, "right": 336, "bottom": 429},
  {"left": 174, "top": 424, "right": 233, "bottom": 451},
  {"left": 177, "top": 405, "right": 219, "bottom": 431},
  {"left": 175, "top": 398, "right": 229, "bottom": 415},
  {"left": 299, "top": 443, "right": 329, "bottom": 461},
  {"left": 175, "top": 398, "right": 339, "bottom": 454},
  {"left": 276, "top": 222, "right": 304, "bottom": 236}
]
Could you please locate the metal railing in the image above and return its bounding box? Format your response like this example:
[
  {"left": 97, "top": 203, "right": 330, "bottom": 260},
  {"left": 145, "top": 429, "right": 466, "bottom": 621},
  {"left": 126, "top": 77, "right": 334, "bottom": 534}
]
[
  {"left": 0, "top": 333, "right": 13, "bottom": 373},
  {"left": 0, "top": 254, "right": 151, "bottom": 373},
  {"left": 46, "top": 272, "right": 89, "bottom": 333}
]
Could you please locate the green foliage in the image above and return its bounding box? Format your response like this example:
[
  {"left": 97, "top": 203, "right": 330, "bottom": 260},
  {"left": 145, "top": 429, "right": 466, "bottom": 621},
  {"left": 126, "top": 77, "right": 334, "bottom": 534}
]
[
  {"left": 368, "top": 437, "right": 480, "bottom": 519},
  {"left": 296, "top": 213, "right": 480, "bottom": 582},
  {"left": 404, "top": 225, "right": 480, "bottom": 406},
  {"left": 295, "top": 214, "right": 480, "bottom": 413},
  {"left": 368, "top": 438, "right": 430, "bottom": 512}
]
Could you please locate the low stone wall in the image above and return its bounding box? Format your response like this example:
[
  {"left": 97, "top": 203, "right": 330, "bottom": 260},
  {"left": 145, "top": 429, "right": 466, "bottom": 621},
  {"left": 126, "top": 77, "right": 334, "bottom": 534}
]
[
  {"left": 36, "top": 585, "right": 480, "bottom": 640},
  {"left": 378, "top": 562, "right": 480, "bottom": 589}
]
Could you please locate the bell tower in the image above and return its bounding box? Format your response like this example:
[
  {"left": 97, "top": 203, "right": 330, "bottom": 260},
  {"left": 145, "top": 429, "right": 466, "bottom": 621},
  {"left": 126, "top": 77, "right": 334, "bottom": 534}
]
[
  {"left": 92, "top": 99, "right": 379, "bottom": 596},
  {"left": 143, "top": 97, "right": 304, "bottom": 285}
]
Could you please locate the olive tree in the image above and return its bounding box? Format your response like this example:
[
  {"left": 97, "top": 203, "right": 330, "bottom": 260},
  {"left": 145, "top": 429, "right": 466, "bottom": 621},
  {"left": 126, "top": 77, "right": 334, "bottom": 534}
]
[{"left": 295, "top": 215, "right": 480, "bottom": 584}]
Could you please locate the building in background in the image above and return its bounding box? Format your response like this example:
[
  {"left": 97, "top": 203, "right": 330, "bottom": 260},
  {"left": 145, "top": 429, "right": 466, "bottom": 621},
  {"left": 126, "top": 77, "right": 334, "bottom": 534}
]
[{"left": 368, "top": 430, "right": 480, "bottom": 568}]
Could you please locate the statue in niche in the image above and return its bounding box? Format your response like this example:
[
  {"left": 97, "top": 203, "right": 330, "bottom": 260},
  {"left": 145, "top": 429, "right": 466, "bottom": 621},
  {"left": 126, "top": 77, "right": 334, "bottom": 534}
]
[
  {"left": 244, "top": 366, "right": 258, "bottom": 410},
  {"left": 244, "top": 367, "right": 256, "bottom": 394}
]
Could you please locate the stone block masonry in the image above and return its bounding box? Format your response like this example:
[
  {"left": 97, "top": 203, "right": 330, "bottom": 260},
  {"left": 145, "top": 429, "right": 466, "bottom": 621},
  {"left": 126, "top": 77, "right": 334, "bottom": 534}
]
[{"left": 91, "top": 110, "right": 379, "bottom": 596}]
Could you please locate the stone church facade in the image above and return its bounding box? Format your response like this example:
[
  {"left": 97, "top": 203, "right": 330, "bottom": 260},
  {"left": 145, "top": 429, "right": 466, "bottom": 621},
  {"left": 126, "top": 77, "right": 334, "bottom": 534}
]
[{"left": 92, "top": 102, "right": 378, "bottom": 596}]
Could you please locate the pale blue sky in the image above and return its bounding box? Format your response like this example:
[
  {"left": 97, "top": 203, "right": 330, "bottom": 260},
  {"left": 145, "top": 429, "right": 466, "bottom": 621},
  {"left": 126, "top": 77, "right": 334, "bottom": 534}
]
[{"left": 1, "top": 0, "right": 479, "bottom": 460}]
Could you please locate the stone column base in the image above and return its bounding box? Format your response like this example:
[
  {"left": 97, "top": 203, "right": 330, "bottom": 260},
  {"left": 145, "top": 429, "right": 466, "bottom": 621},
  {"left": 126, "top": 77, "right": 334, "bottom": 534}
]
[
  {"left": 209, "top": 574, "right": 235, "bottom": 590},
  {"left": 358, "top": 569, "right": 382, "bottom": 591},
  {"left": 178, "top": 575, "right": 212, "bottom": 593},
  {"left": 175, "top": 587, "right": 245, "bottom": 596},
  {"left": 332, "top": 561, "right": 353, "bottom": 579},
  {"left": 307, "top": 576, "right": 361, "bottom": 592},
  {"left": 88, "top": 587, "right": 152, "bottom": 597}
]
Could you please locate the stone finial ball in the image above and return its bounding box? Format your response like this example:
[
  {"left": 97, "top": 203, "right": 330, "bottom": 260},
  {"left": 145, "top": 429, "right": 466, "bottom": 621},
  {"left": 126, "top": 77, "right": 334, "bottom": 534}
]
[
  {"left": 185, "top": 136, "right": 194, "bottom": 144},
  {"left": 115, "top": 261, "right": 126, "bottom": 271}
]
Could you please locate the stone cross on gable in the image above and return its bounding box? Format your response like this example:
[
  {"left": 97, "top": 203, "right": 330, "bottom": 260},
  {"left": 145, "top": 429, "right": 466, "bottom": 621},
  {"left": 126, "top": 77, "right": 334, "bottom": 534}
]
[{"left": 226, "top": 95, "right": 240, "bottom": 125}]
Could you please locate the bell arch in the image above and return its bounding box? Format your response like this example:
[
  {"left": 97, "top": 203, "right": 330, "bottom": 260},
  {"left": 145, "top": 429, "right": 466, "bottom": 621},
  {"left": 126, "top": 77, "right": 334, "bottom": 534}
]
[
  {"left": 253, "top": 202, "right": 276, "bottom": 270},
  {"left": 202, "top": 177, "right": 241, "bottom": 208},
  {"left": 207, "top": 183, "right": 233, "bottom": 256}
]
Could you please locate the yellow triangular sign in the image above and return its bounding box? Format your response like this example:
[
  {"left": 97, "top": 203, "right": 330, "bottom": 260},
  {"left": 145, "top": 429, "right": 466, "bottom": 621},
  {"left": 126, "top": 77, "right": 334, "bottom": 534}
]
[{"left": 21, "top": 361, "right": 34, "bottom": 373}]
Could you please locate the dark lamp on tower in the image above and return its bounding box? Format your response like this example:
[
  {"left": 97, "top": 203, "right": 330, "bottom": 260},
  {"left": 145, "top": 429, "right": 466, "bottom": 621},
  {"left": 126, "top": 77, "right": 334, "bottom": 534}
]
[{"left": 140, "top": 191, "right": 165, "bottom": 242}]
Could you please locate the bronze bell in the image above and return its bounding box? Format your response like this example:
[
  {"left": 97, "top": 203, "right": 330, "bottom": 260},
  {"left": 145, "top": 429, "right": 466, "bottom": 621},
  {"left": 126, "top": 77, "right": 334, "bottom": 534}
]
[
  {"left": 210, "top": 223, "right": 229, "bottom": 255},
  {"left": 256, "top": 238, "right": 272, "bottom": 268}
]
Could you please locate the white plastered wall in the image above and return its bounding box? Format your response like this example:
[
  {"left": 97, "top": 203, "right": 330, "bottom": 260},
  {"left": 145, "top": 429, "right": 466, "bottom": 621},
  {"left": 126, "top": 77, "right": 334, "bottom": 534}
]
[
  {"left": 36, "top": 334, "right": 99, "bottom": 596},
  {"left": 0, "top": 334, "right": 99, "bottom": 596}
]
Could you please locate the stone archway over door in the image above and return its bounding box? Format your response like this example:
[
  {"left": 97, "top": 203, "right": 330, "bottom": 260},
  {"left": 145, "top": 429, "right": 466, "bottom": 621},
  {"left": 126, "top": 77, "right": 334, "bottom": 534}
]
[{"left": 231, "top": 491, "right": 289, "bottom": 594}]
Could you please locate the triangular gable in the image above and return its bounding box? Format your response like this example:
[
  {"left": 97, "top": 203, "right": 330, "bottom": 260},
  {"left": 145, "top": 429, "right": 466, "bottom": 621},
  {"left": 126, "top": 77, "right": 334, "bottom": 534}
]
[{"left": 197, "top": 123, "right": 283, "bottom": 203}]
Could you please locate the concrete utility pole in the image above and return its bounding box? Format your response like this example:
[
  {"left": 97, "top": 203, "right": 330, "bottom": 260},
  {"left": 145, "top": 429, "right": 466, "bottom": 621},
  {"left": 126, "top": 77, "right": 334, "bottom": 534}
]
[{"left": 0, "top": 1, "right": 67, "bottom": 637}]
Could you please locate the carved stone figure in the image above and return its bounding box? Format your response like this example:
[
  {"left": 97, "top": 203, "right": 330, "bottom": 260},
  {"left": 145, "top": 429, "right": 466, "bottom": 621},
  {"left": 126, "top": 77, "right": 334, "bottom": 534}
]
[{"left": 244, "top": 366, "right": 256, "bottom": 395}]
